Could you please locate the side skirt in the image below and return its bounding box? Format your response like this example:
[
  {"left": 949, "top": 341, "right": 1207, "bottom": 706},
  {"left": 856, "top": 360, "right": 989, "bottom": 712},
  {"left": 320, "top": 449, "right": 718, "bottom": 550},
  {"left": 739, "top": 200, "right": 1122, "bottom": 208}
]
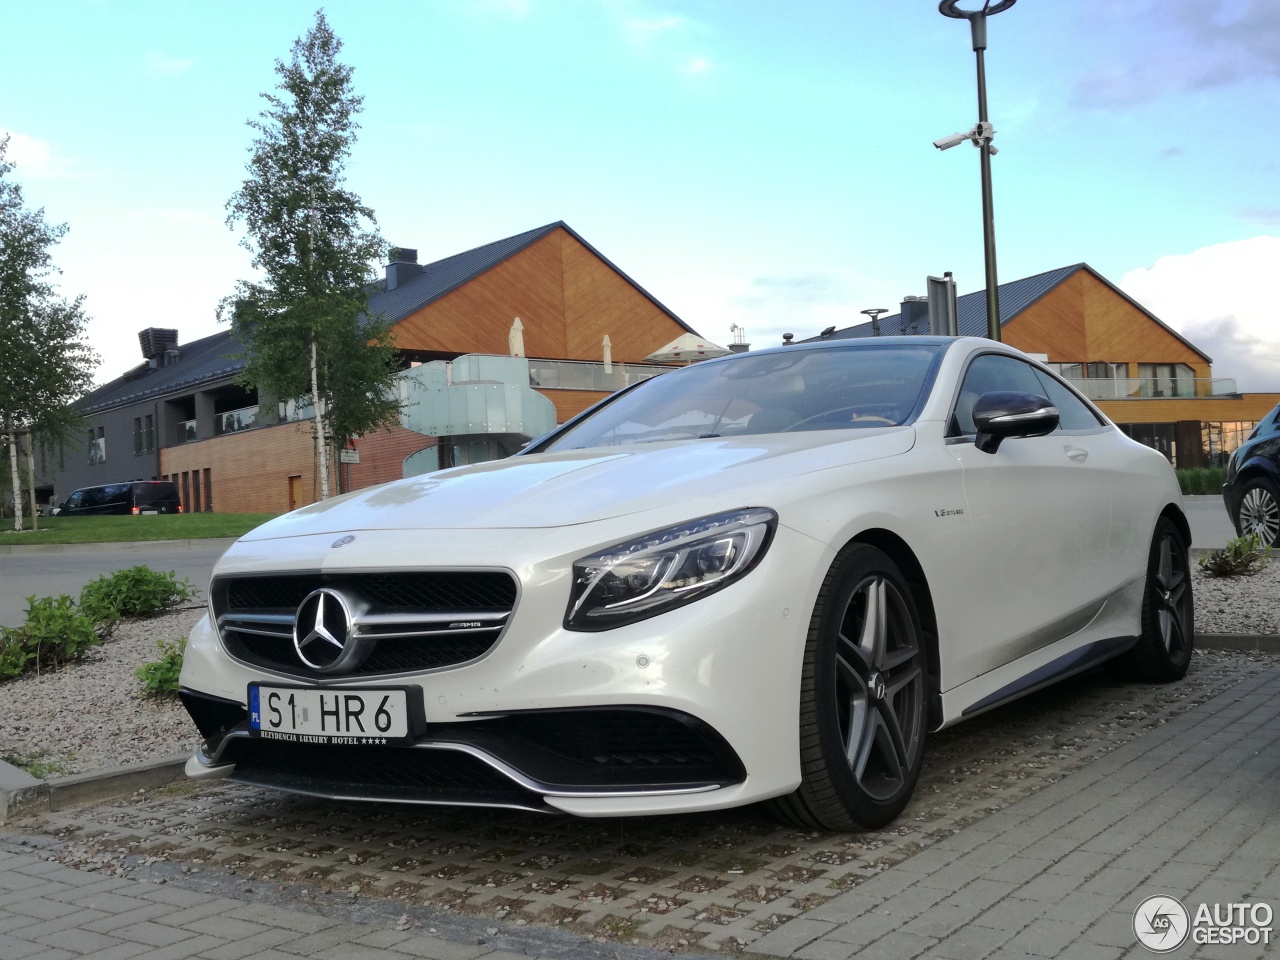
[{"left": 956, "top": 634, "right": 1138, "bottom": 722}]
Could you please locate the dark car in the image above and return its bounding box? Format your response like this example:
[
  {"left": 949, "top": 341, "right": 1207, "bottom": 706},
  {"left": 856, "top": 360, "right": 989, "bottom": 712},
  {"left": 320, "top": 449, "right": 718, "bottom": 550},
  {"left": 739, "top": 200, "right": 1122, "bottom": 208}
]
[
  {"left": 54, "top": 481, "right": 183, "bottom": 517},
  {"left": 1222, "top": 402, "right": 1280, "bottom": 545}
]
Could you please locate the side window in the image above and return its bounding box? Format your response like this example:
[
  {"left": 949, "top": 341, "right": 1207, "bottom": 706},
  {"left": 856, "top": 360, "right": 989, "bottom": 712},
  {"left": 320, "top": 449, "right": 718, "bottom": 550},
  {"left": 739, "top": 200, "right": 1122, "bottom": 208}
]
[
  {"left": 1031, "top": 369, "right": 1104, "bottom": 431},
  {"left": 950, "top": 354, "right": 1046, "bottom": 436}
]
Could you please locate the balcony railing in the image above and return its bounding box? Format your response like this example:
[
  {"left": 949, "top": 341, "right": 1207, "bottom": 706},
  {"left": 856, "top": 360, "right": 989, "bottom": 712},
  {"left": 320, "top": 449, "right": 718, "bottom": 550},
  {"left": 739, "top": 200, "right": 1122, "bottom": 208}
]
[
  {"left": 214, "top": 405, "right": 258, "bottom": 436},
  {"left": 176, "top": 419, "right": 197, "bottom": 444},
  {"left": 1065, "top": 377, "right": 1238, "bottom": 400},
  {"left": 526, "top": 358, "right": 674, "bottom": 391}
]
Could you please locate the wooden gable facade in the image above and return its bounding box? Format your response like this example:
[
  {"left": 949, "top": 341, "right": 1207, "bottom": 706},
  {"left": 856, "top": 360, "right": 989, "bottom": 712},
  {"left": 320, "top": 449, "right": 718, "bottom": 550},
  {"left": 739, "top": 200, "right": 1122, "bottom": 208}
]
[
  {"left": 1001, "top": 266, "right": 1211, "bottom": 381},
  {"left": 386, "top": 224, "right": 693, "bottom": 424}
]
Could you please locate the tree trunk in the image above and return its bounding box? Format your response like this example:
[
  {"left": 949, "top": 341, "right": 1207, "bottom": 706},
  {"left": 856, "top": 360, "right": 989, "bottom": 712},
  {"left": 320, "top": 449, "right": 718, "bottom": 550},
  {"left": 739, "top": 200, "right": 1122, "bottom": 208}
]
[
  {"left": 7, "top": 428, "right": 23, "bottom": 533},
  {"left": 23, "top": 431, "right": 38, "bottom": 532},
  {"left": 311, "top": 339, "right": 330, "bottom": 499}
]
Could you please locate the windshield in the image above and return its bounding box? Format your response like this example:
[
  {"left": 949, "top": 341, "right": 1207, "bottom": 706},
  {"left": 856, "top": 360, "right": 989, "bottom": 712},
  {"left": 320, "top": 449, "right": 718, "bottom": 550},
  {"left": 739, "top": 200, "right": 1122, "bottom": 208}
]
[{"left": 542, "top": 342, "right": 943, "bottom": 452}]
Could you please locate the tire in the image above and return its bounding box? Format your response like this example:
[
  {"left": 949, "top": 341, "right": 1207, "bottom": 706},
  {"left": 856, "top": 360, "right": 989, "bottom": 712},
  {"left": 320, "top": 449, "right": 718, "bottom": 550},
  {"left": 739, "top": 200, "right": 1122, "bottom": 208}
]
[
  {"left": 770, "top": 544, "right": 927, "bottom": 830},
  {"left": 1120, "top": 516, "right": 1194, "bottom": 682},
  {"left": 1234, "top": 477, "right": 1280, "bottom": 546}
]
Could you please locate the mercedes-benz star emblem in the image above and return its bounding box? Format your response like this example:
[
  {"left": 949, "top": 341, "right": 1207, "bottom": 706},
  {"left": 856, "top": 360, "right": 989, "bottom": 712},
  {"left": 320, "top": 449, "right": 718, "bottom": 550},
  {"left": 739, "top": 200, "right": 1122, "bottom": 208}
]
[{"left": 293, "top": 588, "right": 354, "bottom": 671}]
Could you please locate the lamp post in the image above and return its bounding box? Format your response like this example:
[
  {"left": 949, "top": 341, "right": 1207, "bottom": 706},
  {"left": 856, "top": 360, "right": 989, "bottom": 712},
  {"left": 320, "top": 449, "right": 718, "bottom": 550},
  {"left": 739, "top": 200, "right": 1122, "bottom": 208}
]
[
  {"left": 937, "top": 0, "right": 1016, "bottom": 342},
  {"left": 861, "top": 308, "right": 888, "bottom": 337}
]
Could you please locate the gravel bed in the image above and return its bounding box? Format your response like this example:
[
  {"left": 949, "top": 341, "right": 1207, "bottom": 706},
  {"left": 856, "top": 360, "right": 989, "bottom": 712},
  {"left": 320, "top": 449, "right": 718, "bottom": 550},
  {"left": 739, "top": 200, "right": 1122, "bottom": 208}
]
[
  {"left": 0, "top": 607, "right": 204, "bottom": 777},
  {"left": 1192, "top": 556, "right": 1280, "bottom": 635},
  {"left": 1, "top": 559, "right": 1276, "bottom": 779}
]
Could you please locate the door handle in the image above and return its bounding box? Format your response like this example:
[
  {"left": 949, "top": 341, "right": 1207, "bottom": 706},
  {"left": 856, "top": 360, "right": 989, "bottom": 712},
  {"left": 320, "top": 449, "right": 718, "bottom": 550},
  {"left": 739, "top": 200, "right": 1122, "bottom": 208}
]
[{"left": 1064, "top": 445, "right": 1089, "bottom": 463}]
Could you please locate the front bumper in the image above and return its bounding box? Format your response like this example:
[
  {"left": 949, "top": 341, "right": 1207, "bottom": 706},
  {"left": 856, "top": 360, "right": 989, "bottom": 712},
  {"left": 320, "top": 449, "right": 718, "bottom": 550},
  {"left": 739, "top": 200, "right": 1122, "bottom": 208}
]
[{"left": 178, "top": 523, "right": 828, "bottom": 816}]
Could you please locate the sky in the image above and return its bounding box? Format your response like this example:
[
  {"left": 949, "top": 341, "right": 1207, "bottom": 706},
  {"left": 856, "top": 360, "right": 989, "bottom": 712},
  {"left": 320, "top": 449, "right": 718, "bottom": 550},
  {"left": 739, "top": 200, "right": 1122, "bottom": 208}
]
[{"left": 2, "top": 0, "right": 1278, "bottom": 391}]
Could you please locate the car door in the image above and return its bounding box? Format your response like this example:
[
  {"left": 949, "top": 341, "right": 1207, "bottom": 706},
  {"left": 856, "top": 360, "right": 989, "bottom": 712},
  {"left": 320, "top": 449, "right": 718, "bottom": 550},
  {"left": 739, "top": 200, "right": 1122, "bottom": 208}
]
[{"left": 945, "top": 353, "right": 1114, "bottom": 685}]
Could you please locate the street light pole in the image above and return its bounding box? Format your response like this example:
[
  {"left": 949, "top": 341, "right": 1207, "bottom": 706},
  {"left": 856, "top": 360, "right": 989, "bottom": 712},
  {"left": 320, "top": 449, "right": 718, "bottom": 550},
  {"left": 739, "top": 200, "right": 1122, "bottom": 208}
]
[{"left": 939, "top": 0, "right": 1016, "bottom": 342}]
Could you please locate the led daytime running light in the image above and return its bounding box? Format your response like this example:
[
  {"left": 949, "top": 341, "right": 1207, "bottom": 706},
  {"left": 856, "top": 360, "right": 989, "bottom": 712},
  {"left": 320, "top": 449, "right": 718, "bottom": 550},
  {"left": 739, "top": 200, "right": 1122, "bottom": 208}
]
[{"left": 566, "top": 508, "right": 777, "bottom": 631}]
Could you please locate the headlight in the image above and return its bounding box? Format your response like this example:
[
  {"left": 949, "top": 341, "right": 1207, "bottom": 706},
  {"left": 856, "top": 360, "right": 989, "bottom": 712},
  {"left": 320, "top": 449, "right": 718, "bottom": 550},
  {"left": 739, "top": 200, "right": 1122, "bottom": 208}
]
[{"left": 565, "top": 508, "right": 777, "bottom": 631}]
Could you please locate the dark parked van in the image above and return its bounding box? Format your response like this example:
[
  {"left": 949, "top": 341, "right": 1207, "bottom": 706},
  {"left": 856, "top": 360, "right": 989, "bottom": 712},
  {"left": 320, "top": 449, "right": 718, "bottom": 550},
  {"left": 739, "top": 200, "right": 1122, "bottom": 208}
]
[{"left": 54, "top": 481, "right": 183, "bottom": 517}]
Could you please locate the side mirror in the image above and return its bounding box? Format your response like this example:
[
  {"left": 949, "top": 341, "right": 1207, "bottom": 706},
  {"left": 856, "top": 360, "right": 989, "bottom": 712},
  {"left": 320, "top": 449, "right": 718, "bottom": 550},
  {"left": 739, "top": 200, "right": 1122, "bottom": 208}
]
[{"left": 972, "top": 391, "right": 1059, "bottom": 454}]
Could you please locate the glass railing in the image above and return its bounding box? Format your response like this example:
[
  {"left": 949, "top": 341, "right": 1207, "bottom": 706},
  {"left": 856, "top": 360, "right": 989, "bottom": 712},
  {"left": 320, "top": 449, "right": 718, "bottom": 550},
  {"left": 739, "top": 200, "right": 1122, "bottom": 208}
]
[
  {"left": 214, "top": 406, "right": 258, "bottom": 436},
  {"left": 176, "top": 420, "right": 197, "bottom": 444},
  {"left": 1066, "top": 377, "right": 1238, "bottom": 400},
  {"left": 526, "top": 358, "right": 674, "bottom": 391}
]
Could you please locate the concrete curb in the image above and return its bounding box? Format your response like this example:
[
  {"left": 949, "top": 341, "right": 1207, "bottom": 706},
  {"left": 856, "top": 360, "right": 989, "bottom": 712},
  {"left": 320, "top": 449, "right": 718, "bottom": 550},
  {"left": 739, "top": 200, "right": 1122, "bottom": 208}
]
[
  {"left": 0, "top": 538, "right": 238, "bottom": 556},
  {"left": 0, "top": 754, "right": 188, "bottom": 824},
  {"left": 1195, "top": 633, "right": 1280, "bottom": 654}
]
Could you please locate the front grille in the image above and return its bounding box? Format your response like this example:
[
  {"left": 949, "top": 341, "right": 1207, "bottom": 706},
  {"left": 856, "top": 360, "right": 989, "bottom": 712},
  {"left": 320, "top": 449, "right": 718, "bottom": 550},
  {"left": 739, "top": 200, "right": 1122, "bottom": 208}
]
[{"left": 212, "top": 571, "right": 517, "bottom": 679}]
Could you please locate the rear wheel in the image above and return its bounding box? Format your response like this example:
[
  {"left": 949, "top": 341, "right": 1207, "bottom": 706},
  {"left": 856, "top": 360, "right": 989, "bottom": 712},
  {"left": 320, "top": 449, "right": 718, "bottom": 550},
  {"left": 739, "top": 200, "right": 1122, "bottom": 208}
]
[
  {"left": 1235, "top": 477, "right": 1280, "bottom": 546},
  {"left": 1120, "top": 516, "right": 1193, "bottom": 682},
  {"left": 771, "top": 544, "right": 927, "bottom": 830}
]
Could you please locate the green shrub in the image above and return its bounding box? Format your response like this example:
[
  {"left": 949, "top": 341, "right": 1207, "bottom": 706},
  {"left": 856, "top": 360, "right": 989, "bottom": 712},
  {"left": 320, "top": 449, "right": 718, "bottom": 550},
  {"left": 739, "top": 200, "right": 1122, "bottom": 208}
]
[
  {"left": 1199, "top": 533, "right": 1271, "bottom": 577},
  {"left": 79, "top": 566, "right": 195, "bottom": 621},
  {"left": 0, "top": 594, "right": 102, "bottom": 681},
  {"left": 136, "top": 637, "right": 186, "bottom": 697},
  {"left": 0, "top": 565, "right": 196, "bottom": 683},
  {"left": 1174, "top": 466, "right": 1227, "bottom": 496}
]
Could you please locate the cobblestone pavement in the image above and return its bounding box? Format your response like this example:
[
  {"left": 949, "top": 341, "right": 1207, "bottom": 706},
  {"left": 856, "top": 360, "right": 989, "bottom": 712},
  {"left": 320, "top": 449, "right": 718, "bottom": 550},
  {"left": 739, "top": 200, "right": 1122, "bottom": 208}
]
[{"left": 3, "top": 649, "right": 1272, "bottom": 956}]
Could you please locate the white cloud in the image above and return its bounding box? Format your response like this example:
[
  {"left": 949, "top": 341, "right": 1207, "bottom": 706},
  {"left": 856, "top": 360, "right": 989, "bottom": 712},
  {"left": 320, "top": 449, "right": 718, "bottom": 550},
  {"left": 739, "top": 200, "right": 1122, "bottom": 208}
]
[
  {"left": 1119, "top": 236, "right": 1280, "bottom": 392},
  {"left": 0, "top": 130, "right": 54, "bottom": 177},
  {"left": 1072, "top": 0, "right": 1280, "bottom": 106},
  {"left": 681, "top": 56, "right": 711, "bottom": 76},
  {"left": 142, "top": 51, "right": 195, "bottom": 77}
]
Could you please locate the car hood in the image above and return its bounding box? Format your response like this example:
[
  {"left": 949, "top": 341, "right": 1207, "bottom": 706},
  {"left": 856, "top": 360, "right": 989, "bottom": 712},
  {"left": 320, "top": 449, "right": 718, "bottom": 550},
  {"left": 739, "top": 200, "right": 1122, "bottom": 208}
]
[{"left": 239, "top": 428, "right": 917, "bottom": 540}]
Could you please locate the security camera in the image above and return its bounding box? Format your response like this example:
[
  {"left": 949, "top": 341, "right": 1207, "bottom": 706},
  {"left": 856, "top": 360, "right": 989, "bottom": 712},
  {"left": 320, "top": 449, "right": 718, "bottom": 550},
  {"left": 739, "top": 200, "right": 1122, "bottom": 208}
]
[{"left": 933, "top": 131, "right": 971, "bottom": 151}]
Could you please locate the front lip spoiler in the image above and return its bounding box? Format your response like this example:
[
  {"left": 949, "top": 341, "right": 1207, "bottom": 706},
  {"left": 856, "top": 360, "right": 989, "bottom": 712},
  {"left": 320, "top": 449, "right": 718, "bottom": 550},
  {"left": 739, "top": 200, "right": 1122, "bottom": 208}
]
[{"left": 195, "top": 726, "right": 725, "bottom": 801}]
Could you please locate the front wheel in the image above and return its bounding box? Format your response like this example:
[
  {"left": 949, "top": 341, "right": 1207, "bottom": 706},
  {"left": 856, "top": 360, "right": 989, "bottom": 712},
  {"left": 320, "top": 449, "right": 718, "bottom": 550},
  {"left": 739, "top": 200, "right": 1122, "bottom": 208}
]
[
  {"left": 1235, "top": 477, "right": 1280, "bottom": 546},
  {"left": 770, "top": 544, "right": 928, "bottom": 830},
  {"left": 1120, "top": 516, "right": 1194, "bottom": 682}
]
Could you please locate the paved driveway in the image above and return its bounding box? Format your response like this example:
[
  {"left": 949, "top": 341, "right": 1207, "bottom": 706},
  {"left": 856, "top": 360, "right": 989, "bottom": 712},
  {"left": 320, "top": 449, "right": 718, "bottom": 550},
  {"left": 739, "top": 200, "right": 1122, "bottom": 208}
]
[{"left": 0, "top": 539, "right": 233, "bottom": 628}]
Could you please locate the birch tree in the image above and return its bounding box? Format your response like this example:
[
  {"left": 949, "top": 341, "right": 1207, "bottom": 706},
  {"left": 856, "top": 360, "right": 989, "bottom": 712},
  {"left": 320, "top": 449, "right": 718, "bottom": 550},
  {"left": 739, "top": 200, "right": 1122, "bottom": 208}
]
[
  {"left": 0, "top": 137, "right": 98, "bottom": 531},
  {"left": 224, "top": 10, "right": 399, "bottom": 500}
]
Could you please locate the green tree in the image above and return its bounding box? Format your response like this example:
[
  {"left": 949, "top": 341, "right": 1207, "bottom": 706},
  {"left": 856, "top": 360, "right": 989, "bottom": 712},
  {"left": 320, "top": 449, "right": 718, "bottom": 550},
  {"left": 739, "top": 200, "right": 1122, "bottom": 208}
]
[
  {"left": 0, "top": 136, "right": 98, "bottom": 532},
  {"left": 224, "top": 10, "right": 400, "bottom": 499}
]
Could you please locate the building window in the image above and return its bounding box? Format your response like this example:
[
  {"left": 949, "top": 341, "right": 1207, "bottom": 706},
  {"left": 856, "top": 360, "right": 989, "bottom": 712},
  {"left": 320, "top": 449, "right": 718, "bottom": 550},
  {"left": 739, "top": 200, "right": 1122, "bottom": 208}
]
[
  {"left": 133, "top": 416, "right": 157, "bottom": 456},
  {"left": 192, "top": 469, "right": 202, "bottom": 513},
  {"left": 1201, "top": 421, "right": 1259, "bottom": 467},
  {"left": 1086, "top": 362, "right": 1124, "bottom": 379},
  {"left": 181, "top": 471, "right": 191, "bottom": 512},
  {"left": 1138, "top": 363, "right": 1195, "bottom": 398},
  {"left": 1046, "top": 362, "right": 1083, "bottom": 379},
  {"left": 203, "top": 468, "right": 212, "bottom": 512},
  {"left": 88, "top": 426, "right": 106, "bottom": 464},
  {"left": 1119, "top": 423, "right": 1178, "bottom": 465}
]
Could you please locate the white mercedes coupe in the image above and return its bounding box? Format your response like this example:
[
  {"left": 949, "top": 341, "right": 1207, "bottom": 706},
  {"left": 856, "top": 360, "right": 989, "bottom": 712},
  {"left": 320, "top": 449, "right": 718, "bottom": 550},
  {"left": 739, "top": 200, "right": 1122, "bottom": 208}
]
[{"left": 179, "top": 336, "right": 1193, "bottom": 830}]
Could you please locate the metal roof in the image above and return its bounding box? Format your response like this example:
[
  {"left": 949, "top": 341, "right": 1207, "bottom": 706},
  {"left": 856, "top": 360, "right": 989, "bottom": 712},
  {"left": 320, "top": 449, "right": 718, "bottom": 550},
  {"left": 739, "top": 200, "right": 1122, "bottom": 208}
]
[
  {"left": 809, "top": 264, "right": 1083, "bottom": 341},
  {"left": 79, "top": 329, "right": 244, "bottom": 414},
  {"left": 78, "top": 223, "right": 695, "bottom": 414},
  {"left": 802, "top": 263, "right": 1212, "bottom": 363}
]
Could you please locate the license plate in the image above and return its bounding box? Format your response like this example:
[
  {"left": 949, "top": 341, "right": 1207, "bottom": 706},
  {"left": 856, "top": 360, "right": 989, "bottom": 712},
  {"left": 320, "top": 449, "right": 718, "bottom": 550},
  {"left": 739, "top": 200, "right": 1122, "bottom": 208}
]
[{"left": 249, "top": 685, "right": 411, "bottom": 744}]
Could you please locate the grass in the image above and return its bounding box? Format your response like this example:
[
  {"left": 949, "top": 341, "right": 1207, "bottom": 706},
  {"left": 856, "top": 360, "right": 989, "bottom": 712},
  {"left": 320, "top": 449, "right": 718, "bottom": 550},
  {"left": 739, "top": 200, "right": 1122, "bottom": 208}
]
[
  {"left": 3, "top": 752, "right": 72, "bottom": 779},
  {"left": 0, "top": 513, "right": 277, "bottom": 546}
]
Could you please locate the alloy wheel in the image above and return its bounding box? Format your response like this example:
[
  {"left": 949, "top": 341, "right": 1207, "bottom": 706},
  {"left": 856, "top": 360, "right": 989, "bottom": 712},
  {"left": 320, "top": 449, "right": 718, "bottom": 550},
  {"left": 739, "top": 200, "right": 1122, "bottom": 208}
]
[
  {"left": 834, "top": 575, "right": 924, "bottom": 802},
  {"left": 1239, "top": 486, "right": 1280, "bottom": 545},
  {"left": 1152, "top": 533, "right": 1191, "bottom": 656}
]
